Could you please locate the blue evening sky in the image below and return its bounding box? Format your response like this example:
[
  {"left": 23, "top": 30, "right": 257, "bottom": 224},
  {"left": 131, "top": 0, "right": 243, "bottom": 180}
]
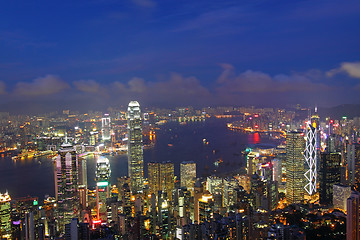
[{"left": 0, "top": 0, "right": 360, "bottom": 112}]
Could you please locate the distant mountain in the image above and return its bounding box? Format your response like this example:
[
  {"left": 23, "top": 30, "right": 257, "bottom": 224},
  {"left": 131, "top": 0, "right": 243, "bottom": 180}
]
[{"left": 319, "top": 104, "right": 360, "bottom": 119}]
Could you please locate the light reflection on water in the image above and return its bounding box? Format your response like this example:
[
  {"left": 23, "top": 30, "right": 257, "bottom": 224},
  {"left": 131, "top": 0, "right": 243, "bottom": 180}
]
[{"left": 0, "top": 118, "right": 276, "bottom": 200}]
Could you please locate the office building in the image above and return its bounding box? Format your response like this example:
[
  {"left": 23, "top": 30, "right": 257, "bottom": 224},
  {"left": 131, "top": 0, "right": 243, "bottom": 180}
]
[
  {"left": 272, "top": 158, "right": 282, "bottom": 184},
  {"left": 160, "top": 162, "right": 175, "bottom": 201},
  {"left": 0, "top": 192, "right": 11, "bottom": 239},
  {"left": 333, "top": 184, "right": 351, "bottom": 212},
  {"left": 347, "top": 191, "right": 360, "bottom": 240},
  {"left": 304, "top": 121, "right": 317, "bottom": 195},
  {"left": 78, "top": 157, "right": 88, "bottom": 210},
  {"left": 101, "top": 114, "right": 111, "bottom": 141},
  {"left": 54, "top": 138, "right": 79, "bottom": 231},
  {"left": 96, "top": 156, "right": 111, "bottom": 221},
  {"left": 286, "top": 131, "right": 305, "bottom": 204},
  {"left": 319, "top": 152, "right": 341, "bottom": 205},
  {"left": 148, "top": 162, "right": 161, "bottom": 195},
  {"left": 180, "top": 161, "right": 196, "bottom": 194},
  {"left": 147, "top": 162, "right": 175, "bottom": 201},
  {"left": 127, "top": 101, "right": 144, "bottom": 194},
  {"left": 247, "top": 151, "right": 260, "bottom": 176},
  {"left": 347, "top": 143, "right": 360, "bottom": 191}
]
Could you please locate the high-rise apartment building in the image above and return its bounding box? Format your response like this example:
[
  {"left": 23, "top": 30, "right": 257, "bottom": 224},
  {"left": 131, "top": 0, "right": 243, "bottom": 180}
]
[
  {"left": 127, "top": 101, "right": 144, "bottom": 194},
  {"left": 319, "top": 152, "right": 341, "bottom": 205},
  {"left": 286, "top": 131, "right": 305, "bottom": 204},
  {"left": 0, "top": 192, "right": 11, "bottom": 239},
  {"left": 54, "top": 139, "right": 79, "bottom": 231},
  {"left": 180, "top": 161, "right": 196, "bottom": 194}
]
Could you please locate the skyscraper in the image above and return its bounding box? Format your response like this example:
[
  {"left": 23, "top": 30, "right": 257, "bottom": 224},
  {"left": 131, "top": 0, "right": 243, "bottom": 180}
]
[
  {"left": 319, "top": 152, "right": 341, "bottom": 205},
  {"left": 304, "top": 121, "right": 317, "bottom": 195},
  {"left": 0, "top": 192, "right": 11, "bottom": 239},
  {"left": 286, "top": 131, "right": 305, "bottom": 204},
  {"left": 96, "top": 156, "right": 111, "bottom": 221},
  {"left": 333, "top": 184, "right": 351, "bottom": 212},
  {"left": 147, "top": 162, "right": 175, "bottom": 200},
  {"left": 160, "top": 162, "right": 175, "bottom": 201},
  {"left": 127, "top": 101, "right": 144, "bottom": 194},
  {"left": 347, "top": 191, "right": 360, "bottom": 240},
  {"left": 347, "top": 143, "right": 360, "bottom": 190},
  {"left": 101, "top": 114, "right": 111, "bottom": 141},
  {"left": 180, "top": 161, "right": 196, "bottom": 194},
  {"left": 78, "top": 156, "right": 88, "bottom": 210},
  {"left": 54, "top": 138, "right": 79, "bottom": 231},
  {"left": 148, "top": 162, "right": 161, "bottom": 195}
]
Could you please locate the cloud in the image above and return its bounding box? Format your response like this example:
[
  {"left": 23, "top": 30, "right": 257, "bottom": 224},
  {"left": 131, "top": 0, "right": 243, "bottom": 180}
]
[
  {"left": 13, "top": 75, "right": 69, "bottom": 96},
  {"left": 217, "top": 63, "right": 235, "bottom": 83},
  {"left": 151, "top": 73, "right": 210, "bottom": 97},
  {"left": 0, "top": 81, "right": 5, "bottom": 94},
  {"left": 216, "top": 64, "right": 331, "bottom": 93},
  {"left": 131, "top": 0, "right": 156, "bottom": 8},
  {"left": 110, "top": 73, "right": 211, "bottom": 106},
  {"left": 174, "top": 7, "right": 245, "bottom": 33},
  {"left": 73, "top": 79, "right": 101, "bottom": 93},
  {"left": 327, "top": 62, "right": 360, "bottom": 78},
  {"left": 128, "top": 77, "right": 147, "bottom": 93}
]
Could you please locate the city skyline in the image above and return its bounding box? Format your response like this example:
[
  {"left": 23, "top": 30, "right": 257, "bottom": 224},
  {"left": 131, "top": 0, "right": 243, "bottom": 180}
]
[
  {"left": 0, "top": 102, "right": 359, "bottom": 238},
  {"left": 0, "top": 0, "right": 360, "bottom": 112},
  {"left": 1, "top": 0, "right": 360, "bottom": 238}
]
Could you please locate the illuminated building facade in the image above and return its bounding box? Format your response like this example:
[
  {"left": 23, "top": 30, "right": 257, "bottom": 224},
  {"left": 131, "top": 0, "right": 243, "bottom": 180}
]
[
  {"left": 246, "top": 150, "right": 260, "bottom": 176},
  {"left": 160, "top": 162, "right": 175, "bottom": 201},
  {"left": 347, "top": 143, "right": 360, "bottom": 191},
  {"left": 304, "top": 122, "right": 317, "bottom": 195},
  {"left": 310, "top": 108, "right": 320, "bottom": 150},
  {"left": 207, "top": 176, "right": 223, "bottom": 195},
  {"left": 223, "top": 177, "right": 239, "bottom": 209},
  {"left": 78, "top": 157, "right": 88, "bottom": 210},
  {"left": 347, "top": 191, "right": 360, "bottom": 240},
  {"left": 127, "top": 101, "right": 144, "bottom": 194},
  {"left": 272, "top": 158, "right": 282, "bottom": 184},
  {"left": 147, "top": 162, "right": 174, "bottom": 200},
  {"left": 180, "top": 161, "right": 196, "bottom": 194},
  {"left": 54, "top": 139, "right": 79, "bottom": 231},
  {"left": 148, "top": 162, "right": 161, "bottom": 195},
  {"left": 96, "top": 156, "right": 111, "bottom": 221},
  {"left": 319, "top": 152, "right": 341, "bottom": 205},
  {"left": 101, "top": 114, "right": 111, "bottom": 141},
  {"left": 0, "top": 192, "right": 11, "bottom": 239},
  {"left": 198, "top": 192, "right": 213, "bottom": 223},
  {"left": 333, "top": 184, "right": 351, "bottom": 212},
  {"left": 286, "top": 131, "right": 305, "bottom": 204}
]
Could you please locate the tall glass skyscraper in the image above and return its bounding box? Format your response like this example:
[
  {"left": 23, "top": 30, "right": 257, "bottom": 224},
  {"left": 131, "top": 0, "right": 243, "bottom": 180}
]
[
  {"left": 96, "top": 156, "right": 111, "bottom": 221},
  {"left": 127, "top": 101, "right": 144, "bottom": 194},
  {"left": 54, "top": 139, "right": 79, "bottom": 232},
  {"left": 286, "top": 131, "right": 305, "bottom": 204},
  {"left": 304, "top": 122, "right": 317, "bottom": 195},
  {"left": 101, "top": 114, "right": 111, "bottom": 141}
]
